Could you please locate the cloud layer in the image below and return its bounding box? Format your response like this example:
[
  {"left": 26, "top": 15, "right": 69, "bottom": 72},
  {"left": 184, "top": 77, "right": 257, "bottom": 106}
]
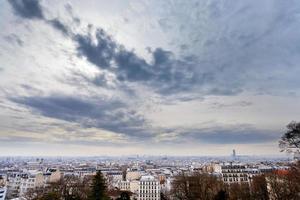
[{"left": 1, "top": 0, "right": 300, "bottom": 155}]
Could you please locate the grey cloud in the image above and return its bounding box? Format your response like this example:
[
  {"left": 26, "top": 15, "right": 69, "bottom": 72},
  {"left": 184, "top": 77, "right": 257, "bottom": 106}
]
[
  {"left": 64, "top": 3, "right": 81, "bottom": 25},
  {"left": 114, "top": 47, "right": 153, "bottom": 82},
  {"left": 4, "top": 34, "right": 24, "bottom": 46},
  {"left": 10, "top": 94, "right": 279, "bottom": 145},
  {"left": 47, "top": 19, "right": 70, "bottom": 36},
  {"left": 9, "top": 93, "right": 255, "bottom": 145},
  {"left": 173, "top": 125, "right": 279, "bottom": 144},
  {"left": 0, "top": 134, "right": 126, "bottom": 147},
  {"left": 92, "top": 74, "right": 112, "bottom": 88},
  {"left": 0, "top": 135, "right": 42, "bottom": 143},
  {"left": 12, "top": 95, "right": 124, "bottom": 122},
  {"left": 11, "top": 95, "right": 150, "bottom": 139},
  {"left": 75, "top": 28, "right": 202, "bottom": 95},
  {"left": 195, "top": 129, "right": 278, "bottom": 144},
  {"left": 8, "top": 0, "right": 72, "bottom": 37},
  {"left": 8, "top": 0, "right": 300, "bottom": 99},
  {"left": 7, "top": 0, "right": 248, "bottom": 97},
  {"left": 210, "top": 101, "right": 253, "bottom": 109},
  {"left": 8, "top": 0, "right": 44, "bottom": 19},
  {"left": 75, "top": 29, "right": 117, "bottom": 69},
  {"left": 3, "top": 0, "right": 300, "bottom": 153},
  {"left": 153, "top": 0, "right": 300, "bottom": 95}
]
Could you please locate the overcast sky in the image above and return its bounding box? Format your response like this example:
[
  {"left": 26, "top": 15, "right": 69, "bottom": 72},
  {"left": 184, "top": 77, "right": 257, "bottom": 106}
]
[{"left": 1, "top": 0, "right": 300, "bottom": 156}]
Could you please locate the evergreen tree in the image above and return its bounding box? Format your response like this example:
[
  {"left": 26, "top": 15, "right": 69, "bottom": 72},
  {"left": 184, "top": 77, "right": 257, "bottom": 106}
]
[
  {"left": 88, "top": 171, "right": 108, "bottom": 200},
  {"left": 116, "top": 191, "right": 130, "bottom": 200}
]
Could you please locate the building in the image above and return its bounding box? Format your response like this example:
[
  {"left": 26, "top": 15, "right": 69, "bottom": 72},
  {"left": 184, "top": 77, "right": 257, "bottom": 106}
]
[
  {"left": 6, "top": 171, "right": 44, "bottom": 198},
  {"left": 0, "top": 187, "right": 6, "bottom": 200},
  {"left": 0, "top": 175, "right": 6, "bottom": 187},
  {"left": 6, "top": 172, "right": 23, "bottom": 199},
  {"left": 129, "top": 180, "right": 139, "bottom": 194},
  {"left": 43, "top": 168, "right": 61, "bottom": 184},
  {"left": 232, "top": 149, "right": 236, "bottom": 160},
  {"left": 118, "top": 180, "right": 130, "bottom": 191},
  {"left": 245, "top": 167, "right": 260, "bottom": 183},
  {"left": 118, "top": 179, "right": 139, "bottom": 194},
  {"left": 102, "top": 170, "right": 123, "bottom": 181},
  {"left": 103, "top": 170, "right": 123, "bottom": 188},
  {"left": 0, "top": 175, "right": 6, "bottom": 200},
  {"left": 214, "top": 163, "right": 248, "bottom": 184},
  {"left": 126, "top": 170, "right": 141, "bottom": 180},
  {"left": 138, "top": 176, "right": 160, "bottom": 200},
  {"left": 19, "top": 172, "right": 44, "bottom": 196}
]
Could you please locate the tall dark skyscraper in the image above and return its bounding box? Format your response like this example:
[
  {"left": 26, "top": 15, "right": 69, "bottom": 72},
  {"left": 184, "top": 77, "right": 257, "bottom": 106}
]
[{"left": 232, "top": 149, "right": 236, "bottom": 159}]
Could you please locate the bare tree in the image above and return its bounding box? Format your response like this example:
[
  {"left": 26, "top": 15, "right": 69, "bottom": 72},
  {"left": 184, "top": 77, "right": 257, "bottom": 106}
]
[
  {"left": 227, "top": 183, "right": 251, "bottom": 200},
  {"left": 250, "top": 175, "right": 269, "bottom": 200},
  {"left": 266, "top": 164, "right": 300, "bottom": 200},
  {"left": 25, "top": 175, "right": 93, "bottom": 200},
  {"left": 279, "top": 121, "right": 300, "bottom": 153},
  {"left": 171, "top": 172, "right": 226, "bottom": 200}
]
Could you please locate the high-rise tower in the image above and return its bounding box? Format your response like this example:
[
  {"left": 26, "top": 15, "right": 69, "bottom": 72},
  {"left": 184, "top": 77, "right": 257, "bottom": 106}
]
[{"left": 232, "top": 149, "right": 236, "bottom": 159}]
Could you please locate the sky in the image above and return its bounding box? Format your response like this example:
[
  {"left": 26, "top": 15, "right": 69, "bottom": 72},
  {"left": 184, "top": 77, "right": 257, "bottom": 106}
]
[{"left": 0, "top": 0, "right": 300, "bottom": 156}]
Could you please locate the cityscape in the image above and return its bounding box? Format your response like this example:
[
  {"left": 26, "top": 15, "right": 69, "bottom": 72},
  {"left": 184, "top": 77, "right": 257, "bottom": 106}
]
[
  {"left": 0, "top": 151, "right": 299, "bottom": 200},
  {"left": 1, "top": 0, "right": 300, "bottom": 199}
]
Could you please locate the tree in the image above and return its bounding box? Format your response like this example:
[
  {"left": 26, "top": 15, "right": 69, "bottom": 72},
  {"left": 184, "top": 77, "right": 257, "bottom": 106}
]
[
  {"left": 279, "top": 121, "right": 300, "bottom": 153},
  {"left": 214, "top": 189, "right": 228, "bottom": 200},
  {"left": 88, "top": 171, "right": 109, "bottom": 200},
  {"left": 171, "top": 172, "right": 226, "bottom": 200},
  {"left": 250, "top": 175, "right": 269, "bottom": 200},
  {"left": 116, "top": 191, "right": 131, "bottom": 200},
  {"left": 40, "top": 192, "right": 61, "bottom": 200},
  {"left": 25, "top": 175, "right": 92, "bottom": 200},
  {"left": 227, "top": 183, "right": 251, "bottom": 200},
  {"left": 266, "top": 165, "right": 300, "bottom": 200}
]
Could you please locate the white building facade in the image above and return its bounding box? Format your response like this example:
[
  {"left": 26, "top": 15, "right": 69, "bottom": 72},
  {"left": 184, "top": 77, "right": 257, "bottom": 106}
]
[
  {"left": 19, "top": 172, "right": 44, "bottom": 196},
  {"left": 138, "top": 176, "right": 160, "bottom": 200},
  {"left": 214, "top": 163, "right": 248, "bottom": 184},
  {"left": 6, "top": 171, "right": 44, "bottom": 198}
]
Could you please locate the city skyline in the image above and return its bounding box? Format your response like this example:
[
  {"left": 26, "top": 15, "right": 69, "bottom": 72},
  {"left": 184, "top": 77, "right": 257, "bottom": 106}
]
[{"left": 1, "top": 0, "right": 300, "bottom": 156}]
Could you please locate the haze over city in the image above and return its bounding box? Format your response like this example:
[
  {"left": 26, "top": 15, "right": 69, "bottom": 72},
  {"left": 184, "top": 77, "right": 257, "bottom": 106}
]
[{"left": 1, "top": 0, "right": 300, "bottom": 156}]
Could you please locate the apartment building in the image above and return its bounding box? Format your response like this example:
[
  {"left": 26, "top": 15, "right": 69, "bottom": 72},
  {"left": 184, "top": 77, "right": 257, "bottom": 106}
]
[
  {"left": 118, "top": 179, "right": 139, "bottom": 194},
  {"left": 19, "top": 172, "right": 44, "bottom": 196},
  {"left": 6, "top": 173, "right": 23, "bottom": 199},
  {"left": 138, "top": 176, "right": 160, "bottom": 200},
  {"left": 214, "top": 163, "right": 248, "bottom": 184},
  {"left": 6, "top": 171, "right": 44, "bottom": 198},
  {"left": 118, "top": 180, "right": 130, "bottom": 191}
]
